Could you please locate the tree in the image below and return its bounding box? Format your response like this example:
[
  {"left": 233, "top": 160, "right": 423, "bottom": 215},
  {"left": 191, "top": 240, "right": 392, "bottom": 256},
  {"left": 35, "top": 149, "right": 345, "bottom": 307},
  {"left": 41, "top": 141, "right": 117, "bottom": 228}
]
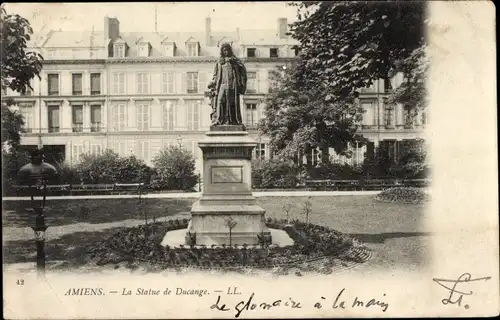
[
  {"left": 288, "top": 1, "right": 427, "bottom": 109},
  {"left": 1, "top": 7, "right": 43, "bottom": 149},
  {"left": 260, "top": 58, "right": 366, "bottom": 168},
  {"left": 1, "top": 6, "right": 43, "bottom": 194}
]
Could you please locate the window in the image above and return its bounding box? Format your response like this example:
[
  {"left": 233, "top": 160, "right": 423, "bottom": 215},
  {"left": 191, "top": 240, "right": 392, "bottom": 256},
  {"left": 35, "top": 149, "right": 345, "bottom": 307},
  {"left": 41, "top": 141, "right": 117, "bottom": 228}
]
[
  {"left": 138, "top": 141, "right": 150, "bottom": 163},
  {"left": 72, "top": 144, "right": 84, "bottom": 164},
  {"left": 361, "top": 100, "right": 375, "bottom": 126},
  {"left": 22, "top": 85, "right": 32, "bottom": 96},
  {"left": 404, "top": 108, "right": 415, "bottom": 127},
  {"left": 187, "top": 43, "right": 198, "bottom": 57},
  {"left": 72, "top": 105, "right": 83, "bottom": 132},
  {"left": 136, "top": 72, "right": 149, "bottom": 94},
  {"left": 162, "top": 44, "right": 175, "bottom": 57},
  {"left": 162, "top": 101, "right": 175, "bottom": 130},
  {"left": 117, "top": 141, "right": 127, "bottom": 157},
  {"left": 247, "top": 48, "right": 256, "bottom": 57},
  {"left": 270, "top": 48, "right": 279, "bottom": 58},
  {"left": 309, "top": 148, "right": 321, "bottom": 167},
  {"left": 384, "top": 78, "right": 392, "bottom": 92},
  {"left": 187, "top": 102, "right": 200, "bottom": 130},
  {"left": 48, "top": 105, "right": 60, "bottom": 132},
  {"left": 381, "top": 140, "right": 397, "bottom": 163},
  {"left": 268, "top": 70, "right": 278, "bottom": 93},
  {"left": 137, "top": 104, "right": 150, "bottom": 131},
  {"left": 111, "top": 104, "right": 125, "bottom": 131},
  {"left": 114, "top": 44, "right": 125, "bottom": 58},
  {"left": 138, "top": 43, "right": 149, "bottom": 57},
  {"left": 384, "top": 105, "right": 394, "bottom": 127},
  {"left": 253, "top": 143, "right": 267, "bottom": 160},
  {"left": 90, "top": 105, "right": 102, "bottom": 132},
  {"left": 91, "top": 144, "right": 102, "bottom": 155},
  {"left": 246, "top": 72, "right": 257, "bottom": 93},
  {"left": 293, "top": 46, "right": 300, "bottom": 56},
  {"left": 47, "top": 74, "right": 59, "bottom": 95},
  {"left": 245, "top": 103, "right": 258, "bottom": 127},
  {"left": 20, "top": 105, "right": 33, "bottom": 133},
  {"left": 72, "top": 73, "right": 83, "bottom": 95},
  {"left": 162, "top": 72, "right": 175, "bottom": 93},
  {"left": 112, "top": 73, "right": 125, "bottom": 94},
  {"left": 421, "top": 111, "right": 428, "bottom": 126},
  {"left": 90, "top": 73, "right": 101, "bottom": 95},
  {"left": 187, "top": 72, "right": 198, "bottom": 93}
]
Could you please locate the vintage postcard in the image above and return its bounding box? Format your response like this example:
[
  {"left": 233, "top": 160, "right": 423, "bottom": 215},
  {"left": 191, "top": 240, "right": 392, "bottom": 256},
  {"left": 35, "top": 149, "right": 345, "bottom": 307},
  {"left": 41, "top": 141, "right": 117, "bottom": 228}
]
[{"left": 2, "top": 1, "right": 498, "bottom": 319}]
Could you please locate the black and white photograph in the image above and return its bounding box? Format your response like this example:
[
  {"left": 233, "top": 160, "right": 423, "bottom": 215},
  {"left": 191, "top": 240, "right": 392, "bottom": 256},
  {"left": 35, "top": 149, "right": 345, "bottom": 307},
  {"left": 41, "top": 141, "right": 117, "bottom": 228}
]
[{"left": 2, "top": 1, "right": 498, "bottom": 318}]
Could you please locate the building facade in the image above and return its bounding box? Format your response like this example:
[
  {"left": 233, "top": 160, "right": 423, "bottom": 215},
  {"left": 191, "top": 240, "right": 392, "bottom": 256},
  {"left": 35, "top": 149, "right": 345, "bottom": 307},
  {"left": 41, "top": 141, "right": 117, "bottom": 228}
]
[{"left": 6, "top": 16, "right": 427, "bottom": 172}]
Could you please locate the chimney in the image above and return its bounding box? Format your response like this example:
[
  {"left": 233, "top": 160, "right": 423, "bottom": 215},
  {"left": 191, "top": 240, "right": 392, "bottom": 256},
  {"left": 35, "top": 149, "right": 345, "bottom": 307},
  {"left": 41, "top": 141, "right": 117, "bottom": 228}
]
[
  {"left": 104, "top": 16, "right": 120, "bottom": 41},
  {"left": 205, "top": 17, "right": 211, "bottom": 46},
  {"left": 277, "top": 18, "right": 288, "bottom": 39}
]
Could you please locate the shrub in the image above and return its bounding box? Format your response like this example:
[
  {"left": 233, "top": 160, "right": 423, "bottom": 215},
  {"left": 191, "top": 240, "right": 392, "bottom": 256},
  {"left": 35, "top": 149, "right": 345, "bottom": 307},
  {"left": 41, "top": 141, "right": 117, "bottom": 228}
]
[
  {"left": 53, "top": 161, "right": 80, "bottom": 185},
  {"left": 75, "top": 149, "right": 152, "bottom": 184},
  {"left": 151, "top": 146, "right": 197, "bottom": 191},
  {"left": 307, "top": 162, "right": 363, "bottom": 180},
  {"left": 376, "top": 187, "right": 430, "bottom": 204},
  {"left": 252, "top": 158, "right": 299, "bottom": 189}
]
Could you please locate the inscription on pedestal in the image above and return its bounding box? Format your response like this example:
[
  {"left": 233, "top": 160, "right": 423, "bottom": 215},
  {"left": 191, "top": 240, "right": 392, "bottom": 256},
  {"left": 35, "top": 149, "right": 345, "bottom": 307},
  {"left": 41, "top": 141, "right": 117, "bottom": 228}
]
[
  {"left": 211, "top": 166, "right": 243, "bottom": 184},
  {"left": 203, "top": 147, "right": 253, "bottom": 160}
]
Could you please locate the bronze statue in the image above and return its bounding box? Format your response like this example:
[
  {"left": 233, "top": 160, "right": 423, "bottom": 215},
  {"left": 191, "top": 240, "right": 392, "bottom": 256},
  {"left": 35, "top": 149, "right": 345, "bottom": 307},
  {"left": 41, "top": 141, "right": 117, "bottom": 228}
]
[{"left": 207, "top": 43, "right": 247, "bottom": 126}]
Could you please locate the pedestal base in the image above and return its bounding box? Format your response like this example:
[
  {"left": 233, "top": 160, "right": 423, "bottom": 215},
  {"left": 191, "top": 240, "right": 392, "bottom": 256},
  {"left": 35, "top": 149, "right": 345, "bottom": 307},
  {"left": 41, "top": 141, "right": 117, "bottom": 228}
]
[
  {"left": 185, "top": 128, "right": 272, "bottom": 246},
  {"left": 186, "top": 200, "right": 272, "bottom": 246}
]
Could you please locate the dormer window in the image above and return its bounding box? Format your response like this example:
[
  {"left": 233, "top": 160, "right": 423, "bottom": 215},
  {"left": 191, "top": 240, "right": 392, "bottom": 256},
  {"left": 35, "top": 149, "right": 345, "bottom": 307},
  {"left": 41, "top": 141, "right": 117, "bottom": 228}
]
[
  {"left": 114, "top": 44, "right": 125, "bottom": 58},
  {"left": 187, "top": 43, "right": 199, "bottom": 57},
  {"left": 270, "top": 48, "right": 279, "bottom": 58},
  {"left": 138, "top": 42, "right": 150, "bottom": 57},
  {"left": 247, "top": 48, "right": 256, "bottom": 57},
  {"left": 162, "top": 43, "right": 176, "bottom": 57}
]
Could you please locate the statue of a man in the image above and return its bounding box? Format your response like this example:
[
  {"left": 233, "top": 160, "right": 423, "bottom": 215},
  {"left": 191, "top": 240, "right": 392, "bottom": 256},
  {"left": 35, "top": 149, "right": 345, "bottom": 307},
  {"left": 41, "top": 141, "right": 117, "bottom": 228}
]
[{"left": 208, "top": 43, "right": 247, "bottom": 125}]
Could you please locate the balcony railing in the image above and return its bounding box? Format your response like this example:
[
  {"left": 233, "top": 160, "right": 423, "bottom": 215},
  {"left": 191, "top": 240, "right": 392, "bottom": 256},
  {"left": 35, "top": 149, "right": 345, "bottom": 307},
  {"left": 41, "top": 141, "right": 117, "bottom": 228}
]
[
  {"left": 72, "top": 123, "right": 83, "bottom": 132},
  {"left": 48, "top": 90, "right": 59, "bottom": 96},
  {"left": 48, "top": 126, "right": 60, "bottom": 133},
  {"left": 187, "top": 88, "right": 198, "bottom": 94},
  {"left": 72, "top": 90, "right": 82, "bottom": 96},
  {"left": 91, "top": 123, "right": 102, "bottom": 132},
  {"left": 91, "top": 90, "right": 101, "bottom": 95}
]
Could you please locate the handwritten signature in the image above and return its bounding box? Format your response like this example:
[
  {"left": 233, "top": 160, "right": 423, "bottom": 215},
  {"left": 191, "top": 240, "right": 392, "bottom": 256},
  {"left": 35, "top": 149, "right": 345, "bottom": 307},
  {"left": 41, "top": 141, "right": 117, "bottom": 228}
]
[{"left": 433, "top": 273, "right": 491, "bottom": 309}]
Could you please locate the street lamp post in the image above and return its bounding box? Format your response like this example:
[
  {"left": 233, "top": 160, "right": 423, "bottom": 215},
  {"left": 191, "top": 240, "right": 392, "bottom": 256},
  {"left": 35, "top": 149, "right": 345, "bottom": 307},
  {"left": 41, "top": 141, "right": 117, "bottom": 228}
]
[{"left": 18, "top": 149, "right": 57, "bottom": 278}]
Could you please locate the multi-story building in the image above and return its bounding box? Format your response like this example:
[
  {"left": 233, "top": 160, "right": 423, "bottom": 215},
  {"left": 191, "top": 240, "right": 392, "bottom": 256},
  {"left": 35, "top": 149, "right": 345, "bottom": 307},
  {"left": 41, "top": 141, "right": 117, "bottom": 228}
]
[{"left": 6, "top": 16, "right": 427, "bottom": 172}]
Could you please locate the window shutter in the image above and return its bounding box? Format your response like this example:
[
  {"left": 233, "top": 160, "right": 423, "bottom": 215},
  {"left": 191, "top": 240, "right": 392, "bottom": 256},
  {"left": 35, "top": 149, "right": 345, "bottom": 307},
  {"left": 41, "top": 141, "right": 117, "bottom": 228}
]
[
  {"left": 171, "top": 72, "right": 177, "bottom": 93},
  {"left": 151, "top": 140, "right": 161, "bottom": 162},
  {"left": 259, "top": 70, "right": 267, "bottom": 94},
  {"left": 198, "top": 72, "right": 206, "bottom": 94},
  {"left": 179, "top": 72, "right": 187, "bottom": 94}
]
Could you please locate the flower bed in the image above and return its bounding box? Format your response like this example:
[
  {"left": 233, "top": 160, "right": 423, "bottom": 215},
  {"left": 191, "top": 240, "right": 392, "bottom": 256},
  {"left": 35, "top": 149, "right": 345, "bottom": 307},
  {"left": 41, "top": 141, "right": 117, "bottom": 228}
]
[
  {"left": 85, "top": 218, "right": 370, "bottom": 274},
  {"left": 375, "top": 187, "right": 430, "bottom": 204}
]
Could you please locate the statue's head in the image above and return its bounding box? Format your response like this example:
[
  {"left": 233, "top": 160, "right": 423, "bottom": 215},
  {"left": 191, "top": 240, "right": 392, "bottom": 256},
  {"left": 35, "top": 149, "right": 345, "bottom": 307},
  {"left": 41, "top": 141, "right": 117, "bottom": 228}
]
[
  {"left": 220, "top": 43, "right": 233, "bottom": 57},
  {"left": 30, "top": 149, "right": 44, "bottom": 165}
]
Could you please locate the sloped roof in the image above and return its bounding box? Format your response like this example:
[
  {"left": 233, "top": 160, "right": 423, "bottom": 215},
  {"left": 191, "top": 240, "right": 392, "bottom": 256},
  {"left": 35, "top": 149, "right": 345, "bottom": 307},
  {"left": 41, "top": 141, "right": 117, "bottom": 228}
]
[
  {"left": 37, "top": 28, "right": 298, "bottom": 58},
  {"left": 238, "top": 29, "right": 299, "bottom": 46},
  {"left": 42, "top": 30, "right": 105, "bottom": 48}
]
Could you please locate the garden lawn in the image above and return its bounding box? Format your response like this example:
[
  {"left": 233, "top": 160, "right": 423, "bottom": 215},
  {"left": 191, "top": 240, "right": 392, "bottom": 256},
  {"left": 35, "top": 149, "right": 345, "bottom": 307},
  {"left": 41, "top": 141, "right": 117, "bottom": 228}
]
[{"left": 2, "top": 195, "right": 431, "bottom": 272}]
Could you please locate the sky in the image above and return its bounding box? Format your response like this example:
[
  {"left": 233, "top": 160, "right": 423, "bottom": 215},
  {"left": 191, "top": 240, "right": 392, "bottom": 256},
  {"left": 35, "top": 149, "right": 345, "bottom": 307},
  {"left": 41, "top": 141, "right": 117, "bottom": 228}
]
[{"left": 3, "top": 2, "right": 298, "bottom": 34}]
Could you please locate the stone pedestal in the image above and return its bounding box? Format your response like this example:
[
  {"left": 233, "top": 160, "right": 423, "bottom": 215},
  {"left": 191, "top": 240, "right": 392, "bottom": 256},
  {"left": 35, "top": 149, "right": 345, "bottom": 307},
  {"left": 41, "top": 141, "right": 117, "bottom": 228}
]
[{"left": 185, "top": 125, "right": 272, "bottom": 246}]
